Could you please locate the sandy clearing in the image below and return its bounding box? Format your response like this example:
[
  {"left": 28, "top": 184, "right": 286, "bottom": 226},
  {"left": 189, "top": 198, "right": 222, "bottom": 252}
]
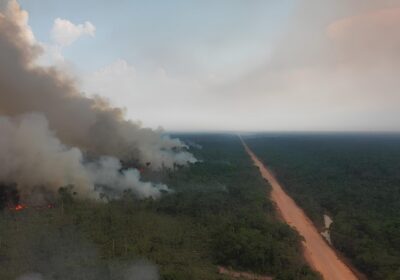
[{"left": 241, "top": 140, "right": 358, "bottom": 280}]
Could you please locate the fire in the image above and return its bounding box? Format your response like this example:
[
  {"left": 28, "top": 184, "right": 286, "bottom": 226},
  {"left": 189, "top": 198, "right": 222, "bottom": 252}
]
[
  {"left": 7, "top": 202, "right": 56, "bottom": 211},
  {"left": 13, "top": 204, "right": 27, "bottom": 211}
]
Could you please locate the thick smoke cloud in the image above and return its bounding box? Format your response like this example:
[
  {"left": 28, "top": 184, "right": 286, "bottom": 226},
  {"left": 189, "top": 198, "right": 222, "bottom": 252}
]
[
  {"left": 0, "top": 0, "right": 196, "bottom": 170},
  {"left": 0, "top": 0, "right": 195, "bottom": 200},
  {"left": 0, "top": 113, "right": 168, "bottom": 200}
]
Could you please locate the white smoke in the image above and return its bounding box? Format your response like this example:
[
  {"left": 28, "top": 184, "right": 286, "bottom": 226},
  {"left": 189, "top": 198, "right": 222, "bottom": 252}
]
[
  {"left": 0, "top": 1, "right": 196, "bottom": 200},
  {"left": 86, "top": 157, "right": 168, "bottom": 199},
  {"left": 0, "top": 113, "right": 169, "bottom": 200},
  {"left": 0, "top": 0, "right": 196, "bottom": 171}
]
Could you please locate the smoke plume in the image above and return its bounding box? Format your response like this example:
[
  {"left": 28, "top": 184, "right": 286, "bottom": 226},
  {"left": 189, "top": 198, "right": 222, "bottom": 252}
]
[
  {"left": 0, "top": 0, "right": 196, "bottom": 169},
  {"left": 0, "top": 1, "right": 195, "bottom": 200},
  {"left": 0, "top": 113, "right": 168, "bottom": 200}
]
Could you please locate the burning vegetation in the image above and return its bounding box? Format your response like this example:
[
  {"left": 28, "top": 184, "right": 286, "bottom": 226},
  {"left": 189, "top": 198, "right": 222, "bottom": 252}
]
[
  {"left": 0, "top": 184, "right": 56, "bottom": 212},
  {"left": 0, "top": 0, "right": 196, "bottom": 206},
  {"left": 0, "top": 134, "right": 321, "bottom": 280}
]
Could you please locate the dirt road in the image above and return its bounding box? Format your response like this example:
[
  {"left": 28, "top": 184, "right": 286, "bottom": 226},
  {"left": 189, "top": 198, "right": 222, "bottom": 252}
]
[{"left": 241, "top": 140, "right": 358, "bottom": 280}]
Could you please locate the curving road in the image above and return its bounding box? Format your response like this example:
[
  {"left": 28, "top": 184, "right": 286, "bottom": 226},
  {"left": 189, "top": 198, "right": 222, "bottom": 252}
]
[{"left": 241, "top": 139, "right": 358, "bottom": 280}]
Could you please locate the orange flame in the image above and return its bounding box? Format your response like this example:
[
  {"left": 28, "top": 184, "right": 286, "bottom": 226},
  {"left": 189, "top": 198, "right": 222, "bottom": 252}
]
[
  {"left": 8, "top": 203, "right": 56, "bottom": 211},
  {"left": 14, "top": 204, "right": 27, "bottom": 211}
]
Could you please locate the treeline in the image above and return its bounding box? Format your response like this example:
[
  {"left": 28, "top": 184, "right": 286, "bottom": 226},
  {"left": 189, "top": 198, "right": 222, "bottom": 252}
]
[
  {"left": 0, "top": 134, "right": 320, "bottom": 279},
  {"left": 245, "top": 134, "right": 400, "bottom": 280}
]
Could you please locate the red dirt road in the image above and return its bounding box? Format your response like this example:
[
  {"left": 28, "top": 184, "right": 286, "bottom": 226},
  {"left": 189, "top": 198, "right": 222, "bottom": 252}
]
[{"left": 242, "top": 141, "right": 358, "bottom": 280}]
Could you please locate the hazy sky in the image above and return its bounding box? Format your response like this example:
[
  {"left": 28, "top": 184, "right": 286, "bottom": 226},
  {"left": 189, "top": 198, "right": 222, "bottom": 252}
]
[{"left": 15, "top": 0, "right": 400, "bottom": 131}]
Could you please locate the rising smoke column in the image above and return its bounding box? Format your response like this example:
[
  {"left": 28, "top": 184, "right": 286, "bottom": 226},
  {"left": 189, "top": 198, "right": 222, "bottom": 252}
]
[
  {"left": 0, "top": 0, "right": 195, "bottom": 200},
  {"left": 0, "top": 113, "right": 168, "bottom": 201},
  {"left": 0, "top": 0, "right": 196, "bottom": 170}
]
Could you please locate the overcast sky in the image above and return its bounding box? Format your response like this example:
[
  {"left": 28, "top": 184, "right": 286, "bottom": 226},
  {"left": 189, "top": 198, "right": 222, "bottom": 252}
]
[{"left": 16, "top": 0, "right": 400, "bottom": 132}]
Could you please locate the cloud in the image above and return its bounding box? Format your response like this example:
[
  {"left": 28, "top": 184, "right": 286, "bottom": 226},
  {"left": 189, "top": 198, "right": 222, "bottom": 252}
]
[
  {"left": 51, "top": 18, "right": 95, "bottom": 47},
  {"left": 33, "top": 17, "right": 96, "bottom": 69},
  {"left": 0, "top": 1, "right": 94, "bottom": 69}
]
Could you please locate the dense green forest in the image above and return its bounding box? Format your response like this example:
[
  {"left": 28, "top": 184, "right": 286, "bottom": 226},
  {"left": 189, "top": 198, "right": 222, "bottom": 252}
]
[
  {"left": 0, "top": 134, "right": 320, "bottom": 280},
  {"left": 245, "top": 133, "right": 400, "bottom": 280}
]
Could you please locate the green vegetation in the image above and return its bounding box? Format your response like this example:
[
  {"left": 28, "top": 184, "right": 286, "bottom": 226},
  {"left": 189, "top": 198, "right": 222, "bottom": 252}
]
[
  {"left": 0, "top": 134, "right": 320, "bottom": 279},
  {"left": 245, "top": 133, "right": 400, "bottom": 280}
]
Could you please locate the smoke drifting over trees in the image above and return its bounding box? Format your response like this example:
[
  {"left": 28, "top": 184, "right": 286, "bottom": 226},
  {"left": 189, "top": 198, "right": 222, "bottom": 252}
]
[
  {"left": 0, "top": 1, "right": 196, "bottom": 200},
  {"left": 0, "top": 114, "right": 169, "bottom": 200}
]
